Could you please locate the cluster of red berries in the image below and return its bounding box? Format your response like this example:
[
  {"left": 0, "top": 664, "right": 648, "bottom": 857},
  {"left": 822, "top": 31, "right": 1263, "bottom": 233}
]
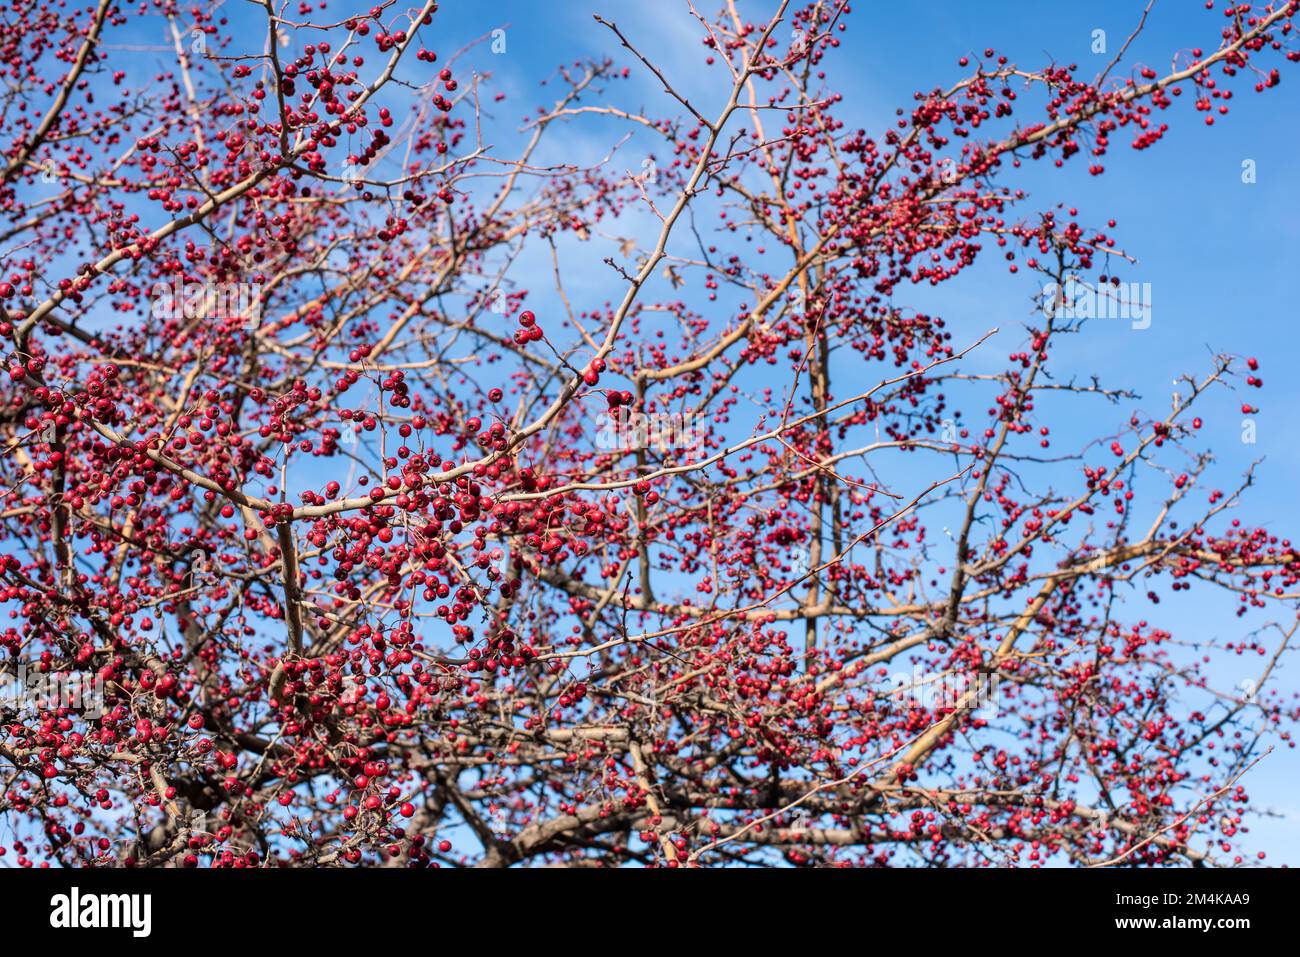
[{"left": 513, "top": 309, "right": 544, "bottom": 345}]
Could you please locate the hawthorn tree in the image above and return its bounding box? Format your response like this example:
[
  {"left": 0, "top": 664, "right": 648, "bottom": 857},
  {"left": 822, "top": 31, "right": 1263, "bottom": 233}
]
[{"left": 0, "top": 0, "right": 1296, "bottom": 868}]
